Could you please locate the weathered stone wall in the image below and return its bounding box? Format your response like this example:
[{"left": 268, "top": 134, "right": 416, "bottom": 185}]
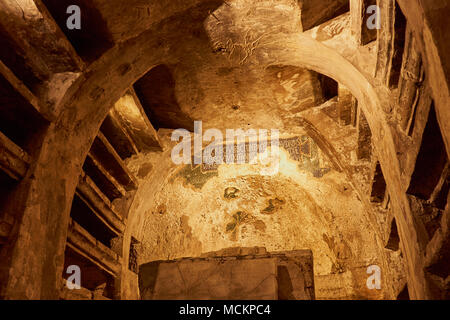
[
  {"left": 124, "top": 131, "right": 389, "bottom": 300},
  {"left": 139, "top": 247, "right": 314, "bottom": 300},
  {"left": 0, "top": 0, "right": 448, "bottom": 300}
]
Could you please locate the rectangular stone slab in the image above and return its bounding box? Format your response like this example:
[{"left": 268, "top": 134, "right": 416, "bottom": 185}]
[{"left": 151, "top": 257, "right": 278, "bottom": 300}]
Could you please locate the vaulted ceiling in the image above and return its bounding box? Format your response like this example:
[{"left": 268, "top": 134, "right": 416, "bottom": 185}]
[{"left": 0, "top": 0, "right": 448, "bottom": 301}]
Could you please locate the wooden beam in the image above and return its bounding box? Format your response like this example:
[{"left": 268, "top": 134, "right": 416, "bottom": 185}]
[
  {"left": 33, "top": 0, "right": 85, "bottom": 70},
  {"left": 90, "top": 133, "right": 138, "bottom": 191},
  {"left": 0, "top": 130, "right": 31, "bottom": 181},
  {"left": 425, "top": 205, "right": 449, "bottom": 277},
  {"left": 100, "top": 114, "right": 139, "bottom": 160},
  {"left": 398, "top": 24, "right": 423, "bottom": 131},
  {"left": 351, "top": 0, "right": 378, "bottom": 46},
  {"left": 0, "top": 60, "right": 52, "bottom": 121},
  {"left": 337, "top": 85, "right": 357, "bottom": 126},
  {"left": 76, "top": 171, "right": 126, "bottom": 235},
  {"left": 66, "top": 219, "right": 122, "bottom": 277},
  {"left": 127, "top": 88, "right": 162, "bottom": 150},
  {"left": 299, "top": 0, "right": 349, "bottom": 31},
  {"left": 429, "top": 162, "right": 449, "bottom": 205},
  {"left": 84, "top": 153, "right": 126, "bottom": 201},
  {"left": 356, "top": 109, "right": 372, "bottom": 160},
  {"left": 0, "top": 0, "right": 83, "bottom": 88}
]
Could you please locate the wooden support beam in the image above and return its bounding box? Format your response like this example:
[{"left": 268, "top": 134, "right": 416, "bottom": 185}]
[
  {"left": 299, "top": 0, "right": 349, "bottom": 31},
  {"left": 0, "top": 130, "right": 31, "bottom": 181},
  {"left": 350, "top": 0, "right": 363, "bottom": 44},
  {"left": 100, "top": 114, "right": 139, "bottom": 160},
  {"left": 76, "top": 172, "right": 126, "bottom": 235},
  {"left": 66, "top": 219, "right": 122, "bottom": 277},
  {"left": 90, "top": 133, "right": 138, "bottom": 191},
  {"left": 387, "top": 1, "right": 407, "bottom": 88},
  {"left": 33, "top": 0, "right": 85, "bottom": 70},
  {"left": 375, "top": 0, "right": 395, "bottom": 83},
  {"left": 337, "top": 85, "right": 357, "bottom": 126},
  {"left": 429, "top": 162, "right": 449, "bottom": 208},
  {"left": 0, "top": 0, "right": 83, "bottom": 90},
  {"left": 0, "top": 60, "right": 51, "bottom": 121},
  {"left": 356, "top": 109, "right": 372, "bottom": 160},
  {"left": 425, "top": 205, "right": 449, "bottom": 279},
  {"left": 407, "top": 104, "right": 448, "bottom": 201},
  {"left": 0, "top": 61, "right": 49, "bottom": 151},
  {"left": 351, "top": 0, "right": 378, "bottom": 46},
  {"left": 83, "top": 154, "right": 126, "bottom": 201},
  {"left": 127, "top": 88, "right": 162, "bottom": 151},
  {"left": 106, "top": 90, "right": 162, "bottom": 158},
  {"left": 397, "top": 24, "right": 423, "bottom": 131},
  {"left": 39, "top": 0, "right": 114, "bottom": 63}
]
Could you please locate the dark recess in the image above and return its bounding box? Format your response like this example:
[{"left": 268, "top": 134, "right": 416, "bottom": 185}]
[
  {"left": 0, "top": 27, "right": 42, "bottom": 91},
  {"left": 396, "top": 284, "right": 410, "bottom": 300},
  {"left": 407, "top": 103, "right": 448, "bottom": 200},
  {"left": 70, "top": 194, "right": 117, "bottom": 248},
  {"left": 385, "top": 218, "right": 400, "bottom": 251},
  {"left": 134, "top": 65, "right": 194, "bottom": 131},
  {"left": 318, "top": 74, "right": 338, "bottom": 101},
  {"left": 300, "top": 0, "right": 349, "bottom": 31},
  {"left": 63, "top": 246, "right": 115, "bottom": 298},
  {"left": 370, "top": 162, "right": 387, "bottom": 203},
  {"left": 41, "top": 0, "right": 114, "bottom": 62},
  {"left": 388, "top": 2, "right": 407, "bottom": 88},
  {"left": 0, "top": 72, "right": 48, "bottom": 153},
  {"left": 361, "top": 0, "right": 378, "bottom": 45}
]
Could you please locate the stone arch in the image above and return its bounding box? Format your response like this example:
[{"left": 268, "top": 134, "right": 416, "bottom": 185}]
[
  {"left": 2, "top": 1, "right": 438, "bottom": 299},
  {"left": 235, "top": 32, "right": 427, "bottom": 299}
]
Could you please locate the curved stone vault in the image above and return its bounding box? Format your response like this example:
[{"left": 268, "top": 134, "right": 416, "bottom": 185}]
[{"left": 0, "top": 0, "right": 448, "bottom": 300}]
